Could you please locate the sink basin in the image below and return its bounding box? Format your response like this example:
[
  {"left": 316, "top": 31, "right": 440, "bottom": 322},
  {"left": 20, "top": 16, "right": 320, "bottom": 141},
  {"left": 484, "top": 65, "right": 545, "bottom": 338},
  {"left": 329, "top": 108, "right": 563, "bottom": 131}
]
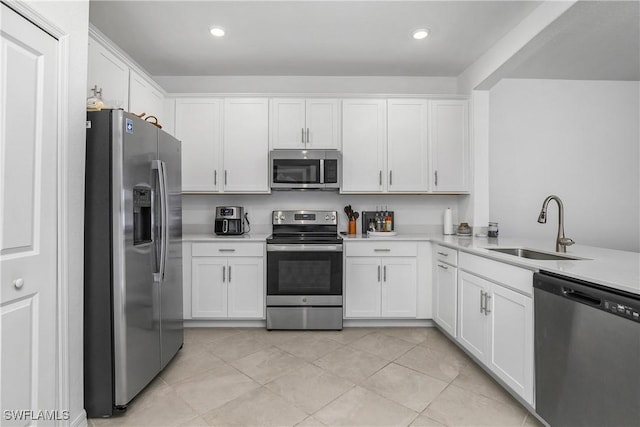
[{"left": 487, "top": 247, "right": 584, "bottom": 261}]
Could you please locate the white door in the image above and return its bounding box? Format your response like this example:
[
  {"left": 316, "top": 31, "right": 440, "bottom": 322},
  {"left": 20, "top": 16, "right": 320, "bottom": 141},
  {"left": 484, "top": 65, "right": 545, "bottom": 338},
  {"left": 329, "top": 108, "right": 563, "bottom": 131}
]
[
  {"left": 344, "top": 257, "right": 381, "bottom": 318},
  {"left": 1, "top": 4, "right": 59, "bottom": 420},
  {"left": 222, "top": 98, "right": 269, "bottom": 192},
  {"left": 129, "top": 70, "right": 164, "bottom": 122},
  {"left": 270, "top": 98, "right": 306, "bottom": 149},
  {"left": 434, "top": 262, "right": 457, "bottom": 337},
  {"left": 387, "top": 99, "right": 429, "bottom": 192},
  {"left": 191, "top": 257, "right": 227, "bottom": 318},
  {"left": 341, "top": 99, "right": 387, "bottom": 193},
  {"left": 488, "top": 284, "right": 534, "bottom": 405},
  {"left": 381, "top": 258, "right": 417, "bottom": 318},
  {"left": 306, "top": 99, "right": 339, "bottom": 149},
  {"left": 430, "top": 100, "right": 469, "bottom": 192},
  {"left": 87, "top": 37, "right": 129, "bottom": 111},
  {"left": 175, "top": 98, "right": 222, "bottom": 192},
  {"left": 457, "top": 272, "right": 489, "bottom": 362},
  {"left": 227, "top": 257, "right": 264, "bottom": 318}
]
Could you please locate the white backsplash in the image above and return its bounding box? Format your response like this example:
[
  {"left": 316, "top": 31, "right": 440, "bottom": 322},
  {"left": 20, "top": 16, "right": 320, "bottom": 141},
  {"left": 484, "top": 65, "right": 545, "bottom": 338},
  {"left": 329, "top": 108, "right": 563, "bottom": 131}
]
[{"left": 183, "top": 192, "right": 467, "bottom": 234}]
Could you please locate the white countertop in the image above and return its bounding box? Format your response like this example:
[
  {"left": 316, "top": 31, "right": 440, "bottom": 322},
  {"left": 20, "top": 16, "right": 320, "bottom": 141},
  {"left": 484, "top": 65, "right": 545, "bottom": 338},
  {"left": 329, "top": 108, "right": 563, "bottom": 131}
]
[{"left": 183, "top": 231, "right": 640, "bottom": 296}]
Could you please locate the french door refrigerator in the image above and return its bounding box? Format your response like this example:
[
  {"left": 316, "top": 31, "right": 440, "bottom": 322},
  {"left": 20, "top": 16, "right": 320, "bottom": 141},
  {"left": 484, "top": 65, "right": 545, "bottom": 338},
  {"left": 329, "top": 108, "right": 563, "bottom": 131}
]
[{"left": 84, "top": 110, "right": 183, "bottom": 417}]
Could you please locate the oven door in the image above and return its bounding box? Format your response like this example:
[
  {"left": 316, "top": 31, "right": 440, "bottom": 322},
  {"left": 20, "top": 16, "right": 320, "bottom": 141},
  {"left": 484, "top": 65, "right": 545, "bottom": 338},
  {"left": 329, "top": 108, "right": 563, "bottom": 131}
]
[{"left": 266, "top": 244, "right": 343, "bottom": 299}]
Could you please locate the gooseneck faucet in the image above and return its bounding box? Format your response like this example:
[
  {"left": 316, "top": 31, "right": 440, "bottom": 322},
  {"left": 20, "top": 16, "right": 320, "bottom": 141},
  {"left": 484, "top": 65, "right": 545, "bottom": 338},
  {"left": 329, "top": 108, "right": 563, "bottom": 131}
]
[{"left": 537, "top": 195, "right": 575, "bottom": 252}]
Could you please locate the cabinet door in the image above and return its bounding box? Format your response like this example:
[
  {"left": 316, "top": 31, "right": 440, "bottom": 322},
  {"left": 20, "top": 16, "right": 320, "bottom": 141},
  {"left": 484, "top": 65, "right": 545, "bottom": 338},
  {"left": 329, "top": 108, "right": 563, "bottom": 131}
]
[
  {"left": 430, "top": 100, "right": 469, "bottom": 192},
  {"left": 175, "top": 98, "right": 222, "bottom": 192},
  {"left": 129, "top": 70, "right": 164, "bottom": 122},
  {"left": 223, "top": 98, "right": 269, "bottom": 192},
  {"left": 271, "top": 98, "right": 306, "bottom": 149},
  {"left": 457, "top": 271, "right": 489, "bottom": 362},
  {"left": 306, "top": 99, "right": 339, "bottom": 149},
  {"left": 191, "top": 257, "right": 227, "bottom": 318},
  {"left": 387, "top": 99, "right": 429, "bottom": 192},
  {"left": 434, "top": 262, "right": 457, "bottom": 337},
  {"left": 381, "top": 257, "right": 417, "bottom": 318},
  {"left": 489, "top": 283, "right": 534, "bottom": 405},
  {"left": 345, "top": 257, "right": 381, "bottom": 318},
  {"left": 341, "top": 99, "right": 387, "bottom": 193},
  {"left": 87, "top": 38, "right": 129, "bottom": 110},
  {"left": 227, "top": 257, "right": 265, "bottom": 319}
]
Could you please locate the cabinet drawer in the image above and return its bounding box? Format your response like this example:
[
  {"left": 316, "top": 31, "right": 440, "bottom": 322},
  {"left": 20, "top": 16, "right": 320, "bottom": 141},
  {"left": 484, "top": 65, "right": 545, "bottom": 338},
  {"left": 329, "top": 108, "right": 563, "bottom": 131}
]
[
  {"left": 345, "top": 241, "right": 417, "bottom": 257},
  {"left": 192, "top": 242, "right": 264, "bottom": 257},
  {"left": 459, "top": 252, "right": 533, "bottom": 296},
  {"left": 435, "top": 245, "right": 458, "bottom": 265}
]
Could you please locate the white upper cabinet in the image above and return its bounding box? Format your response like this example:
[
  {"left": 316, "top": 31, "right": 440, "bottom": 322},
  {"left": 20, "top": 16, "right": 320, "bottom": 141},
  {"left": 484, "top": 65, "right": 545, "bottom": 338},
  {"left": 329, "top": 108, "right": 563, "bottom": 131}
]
[
  {"left": 175, "top": 98, "right": 223, "bottom": 192},
  {"left": 129, "top": 70, "right": 165, "bottom": 124},
  {"left": 430, "top": 100, "right": 469, "bottom": 192},
  {"left": 341, "top": 99, "right": 387, "bottom": 193},
  {"left": 387, "top": 99, "right": 429, "bottom": 192},
  {"left": 87, "top": 38, "right": 129, "bottom": 111},
  {"left": 271, "top": 98, "right": 339, "bottom": 149},
  {"left": 223, "top": 98, "right": 270, "bottom": 193}
]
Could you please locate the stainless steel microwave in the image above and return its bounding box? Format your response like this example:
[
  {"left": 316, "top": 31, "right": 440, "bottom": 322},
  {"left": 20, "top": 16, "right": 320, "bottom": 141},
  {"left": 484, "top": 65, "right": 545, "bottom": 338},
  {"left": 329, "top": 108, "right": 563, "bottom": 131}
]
[{"left": 270, "top": 150, "right": 341, "bottom": 190}]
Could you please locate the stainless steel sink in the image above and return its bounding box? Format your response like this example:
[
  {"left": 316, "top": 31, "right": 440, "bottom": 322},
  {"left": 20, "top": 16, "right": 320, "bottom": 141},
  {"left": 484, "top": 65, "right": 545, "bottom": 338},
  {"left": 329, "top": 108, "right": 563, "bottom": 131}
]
[{"left": 487, "top": 247, "right": 584, "bottom": 261}]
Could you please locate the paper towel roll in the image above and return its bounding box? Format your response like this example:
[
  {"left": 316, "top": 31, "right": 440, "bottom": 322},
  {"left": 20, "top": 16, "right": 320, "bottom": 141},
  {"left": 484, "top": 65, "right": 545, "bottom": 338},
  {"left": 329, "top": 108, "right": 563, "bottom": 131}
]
[{"left": 443, "top": 208, "right": 453, "bottom": 235}]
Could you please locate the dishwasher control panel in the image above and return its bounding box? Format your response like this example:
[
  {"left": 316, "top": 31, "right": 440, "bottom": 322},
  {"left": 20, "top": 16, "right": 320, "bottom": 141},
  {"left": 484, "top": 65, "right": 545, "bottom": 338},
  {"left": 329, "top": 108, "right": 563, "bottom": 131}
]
[{"left": 604, "top": 300, "right": 640, "bottom": 322}]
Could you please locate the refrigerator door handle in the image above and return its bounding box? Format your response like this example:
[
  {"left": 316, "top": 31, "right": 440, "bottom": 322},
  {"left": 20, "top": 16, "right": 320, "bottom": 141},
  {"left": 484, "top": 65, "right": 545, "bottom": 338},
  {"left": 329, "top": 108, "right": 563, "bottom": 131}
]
[{"left": 152, "top": 159, "right": 168, "bottom": 282}]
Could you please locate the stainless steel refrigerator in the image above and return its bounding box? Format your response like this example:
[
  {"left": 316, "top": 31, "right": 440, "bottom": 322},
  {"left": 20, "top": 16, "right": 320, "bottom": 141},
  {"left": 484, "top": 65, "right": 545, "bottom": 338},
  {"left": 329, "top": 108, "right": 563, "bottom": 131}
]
[{"left": 84, "top": 110, "right": 183, "bottom": 417}]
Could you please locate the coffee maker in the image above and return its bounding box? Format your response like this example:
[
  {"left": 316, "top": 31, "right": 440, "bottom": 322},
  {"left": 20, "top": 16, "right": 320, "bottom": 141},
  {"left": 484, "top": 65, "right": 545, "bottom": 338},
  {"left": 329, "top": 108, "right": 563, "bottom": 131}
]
[{"left": 214, "top": 206, "right": 246, "bottom": 235}]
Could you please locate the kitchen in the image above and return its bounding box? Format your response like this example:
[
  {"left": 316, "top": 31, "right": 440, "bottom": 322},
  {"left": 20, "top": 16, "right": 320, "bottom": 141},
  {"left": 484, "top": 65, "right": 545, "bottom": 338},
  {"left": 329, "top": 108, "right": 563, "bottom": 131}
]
[{"left": 1, "top": 1, "right": 639, "bottom": 426}]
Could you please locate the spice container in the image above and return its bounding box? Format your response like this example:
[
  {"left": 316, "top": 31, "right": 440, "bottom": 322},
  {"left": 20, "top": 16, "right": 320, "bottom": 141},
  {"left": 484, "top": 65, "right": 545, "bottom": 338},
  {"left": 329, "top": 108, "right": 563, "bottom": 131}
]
[{"left": 488, "top": 222, "right": 499, "bottom": 238}]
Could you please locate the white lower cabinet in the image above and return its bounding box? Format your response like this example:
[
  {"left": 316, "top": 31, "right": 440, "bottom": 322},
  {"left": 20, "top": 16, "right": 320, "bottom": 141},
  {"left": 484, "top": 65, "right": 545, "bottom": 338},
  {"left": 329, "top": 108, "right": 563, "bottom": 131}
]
[
  {"left": 433, "top": 245, "right": 458, "bottom": 337},
  {"left": 344, "top": 242, "right": 417, "bottom": 318},
  {"left": 190, "top": 242, "right": 264, "bottom": 319},
  {"left": 457, "top": 253, "right": 534, "bottom": 406}
]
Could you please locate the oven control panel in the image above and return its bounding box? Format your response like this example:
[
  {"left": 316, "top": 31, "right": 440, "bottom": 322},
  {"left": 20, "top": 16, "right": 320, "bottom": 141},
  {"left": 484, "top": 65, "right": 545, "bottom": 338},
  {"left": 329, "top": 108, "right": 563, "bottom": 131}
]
[{"left": 272, "top": 210, "right": 337, "bottom": 225}]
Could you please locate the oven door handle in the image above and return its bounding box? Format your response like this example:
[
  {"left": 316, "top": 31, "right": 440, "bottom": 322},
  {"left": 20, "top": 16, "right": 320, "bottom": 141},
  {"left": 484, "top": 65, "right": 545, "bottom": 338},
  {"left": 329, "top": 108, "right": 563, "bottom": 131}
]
[{"left": 267, "top": 244, "right": 343, "bottom": 252}]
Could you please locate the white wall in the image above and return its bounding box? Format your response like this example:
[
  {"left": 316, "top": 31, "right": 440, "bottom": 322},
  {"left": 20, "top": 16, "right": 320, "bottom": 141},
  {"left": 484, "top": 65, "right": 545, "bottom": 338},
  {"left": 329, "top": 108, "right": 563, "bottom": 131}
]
[
  {"left": 155, "top": 75, "right": 457, "bottom": 95},
  {"left": 183, "top": 193, "right": 467, "bottom": 235},
  {"left": 23, "top": 0, "right": 89, "bottom": 425},
  {"left": 489, "top": 79, "right": 640, "bottom": 252}
]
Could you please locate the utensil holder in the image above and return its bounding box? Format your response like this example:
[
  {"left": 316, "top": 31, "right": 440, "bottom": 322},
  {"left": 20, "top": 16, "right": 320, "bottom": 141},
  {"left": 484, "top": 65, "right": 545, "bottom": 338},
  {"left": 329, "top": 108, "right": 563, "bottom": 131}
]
[{"left": 348, "top": 220, "right": 357, "bottom": 235}]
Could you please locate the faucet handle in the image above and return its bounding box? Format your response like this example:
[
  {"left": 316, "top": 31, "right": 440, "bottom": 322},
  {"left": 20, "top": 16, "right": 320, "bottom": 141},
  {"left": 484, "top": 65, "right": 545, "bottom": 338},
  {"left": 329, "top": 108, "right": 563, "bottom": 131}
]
[{"left": 559, "top": 237, "right": 575, "bottom": 247}]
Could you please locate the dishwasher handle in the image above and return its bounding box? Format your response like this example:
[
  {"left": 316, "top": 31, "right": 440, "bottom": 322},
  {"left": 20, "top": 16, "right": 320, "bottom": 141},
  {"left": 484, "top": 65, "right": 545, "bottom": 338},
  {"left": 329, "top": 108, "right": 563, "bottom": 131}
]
[{"left": 562, "top": 287, "right": 602, "bottom": 307}]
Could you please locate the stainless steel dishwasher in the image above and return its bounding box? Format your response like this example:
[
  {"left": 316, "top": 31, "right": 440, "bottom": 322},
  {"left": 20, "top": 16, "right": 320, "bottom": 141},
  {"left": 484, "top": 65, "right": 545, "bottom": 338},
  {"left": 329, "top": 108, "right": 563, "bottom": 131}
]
[{"left": 534, "top": 271, "right": 640, "bottom": 427}]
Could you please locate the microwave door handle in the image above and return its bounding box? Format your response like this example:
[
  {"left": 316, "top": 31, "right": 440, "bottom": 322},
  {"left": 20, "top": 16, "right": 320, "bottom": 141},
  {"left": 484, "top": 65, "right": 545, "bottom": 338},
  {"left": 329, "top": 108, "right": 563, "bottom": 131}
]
[{"left": 320, "top": 159, "right": 325, "bottom": 184}]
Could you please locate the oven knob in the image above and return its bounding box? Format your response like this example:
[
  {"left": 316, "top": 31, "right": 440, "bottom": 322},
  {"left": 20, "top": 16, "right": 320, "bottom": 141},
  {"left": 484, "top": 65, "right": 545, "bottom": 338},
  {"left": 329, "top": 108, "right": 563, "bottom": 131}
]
[
  {"left": 331, "top": 215, "right": 336, "bottom": 220},
  {"left": 279, "top": 215, "right": 286, "bottom": 220},
  {"left": 302, "top": 297, "right": 307, "bottom": 303},
  {"left": 325, "top": 215, "right": 330, "bottom": 220}
]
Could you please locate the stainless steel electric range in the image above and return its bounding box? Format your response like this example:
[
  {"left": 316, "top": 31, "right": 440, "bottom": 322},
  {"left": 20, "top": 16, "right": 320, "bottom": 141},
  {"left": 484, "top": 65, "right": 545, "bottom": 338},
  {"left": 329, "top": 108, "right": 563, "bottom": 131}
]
[{"left": 266, "top": 210, "right": 343, "bottom": 330}]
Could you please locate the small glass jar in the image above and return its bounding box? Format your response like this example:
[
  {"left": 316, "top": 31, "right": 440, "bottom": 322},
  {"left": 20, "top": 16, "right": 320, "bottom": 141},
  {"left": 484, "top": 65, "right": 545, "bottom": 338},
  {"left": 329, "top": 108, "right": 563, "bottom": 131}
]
[{"left": 488, "top": 222, "right": 499, "bottom": 238}]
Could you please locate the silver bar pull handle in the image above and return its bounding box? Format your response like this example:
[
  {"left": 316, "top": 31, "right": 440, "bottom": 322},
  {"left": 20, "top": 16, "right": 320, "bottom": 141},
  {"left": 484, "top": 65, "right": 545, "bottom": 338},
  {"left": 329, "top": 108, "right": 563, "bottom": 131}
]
[
  {"left": 374, "top": 248, "right": 391, "bottom": 252},
  {"left": 480, "top": 290, "right": 485, "bottom": 314},
  {"left": 438, "top": 264, "right": 448, "bottom": 270},
  {"left": 378, "top": 265, "right": 381, "bottom": 282},
  {"left": 214, "top": 170, "right": 217, "bottom": 186},
  {"left": 383, "top": 265, "right": 387, "bottom": 282},
  {"left": 379, "top": 170, "right": 382, "bottom": 186},
  {"left": 484, "top": 293, "right": 491, "bottom": 316},
  {"left": 306, "top": 128, "right": 310, "bottom": 144},
  {"left": 389, "top": 170, "right": 392, "bottom": 186},
  {"left": 437, "top": 252, "right": 449, "bottom": 257},
  {"left": 435, "top": 170, "right": 438, "bottom": 187},
  {"left": 302, "top": 128, "right": 305, "bottom": 144},
  {"left": 218, "top": 248, "right": 236, "bottom": 252},
  {"left": 228, "top": 266, "right": 231, "bottom": 282},
  {"left": 223, "top": 266, "right": 226, "bottom": 282},
  {"left": 224, "top": 170, "right": 228, "bottom": 185}
]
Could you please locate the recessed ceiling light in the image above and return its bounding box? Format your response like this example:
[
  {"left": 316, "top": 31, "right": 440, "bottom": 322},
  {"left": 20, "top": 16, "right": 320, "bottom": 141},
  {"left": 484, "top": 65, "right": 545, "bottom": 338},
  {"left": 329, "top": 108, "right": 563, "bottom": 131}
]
[
  {"left": 412, "top": 29, "right": 429, "bottom": 40},
  {"left": 210, "top": 27, "right": 225, "bottom": 37}
]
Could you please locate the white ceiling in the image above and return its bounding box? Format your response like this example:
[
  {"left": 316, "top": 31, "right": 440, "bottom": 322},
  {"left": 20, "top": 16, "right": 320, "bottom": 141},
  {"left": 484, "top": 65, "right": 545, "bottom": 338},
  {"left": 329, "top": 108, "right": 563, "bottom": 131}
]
[
  {"left": 88, "top": 0, "right": 542, "bottom": 77},
  {"left": 502, "top": 0, "right": 640, "bottom": 82}
]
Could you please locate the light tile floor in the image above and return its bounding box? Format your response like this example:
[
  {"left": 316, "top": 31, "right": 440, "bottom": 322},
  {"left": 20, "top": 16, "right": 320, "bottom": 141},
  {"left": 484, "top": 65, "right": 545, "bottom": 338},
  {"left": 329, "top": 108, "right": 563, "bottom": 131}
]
[{"left": 89, "top": 327, "right": 544, "bottom": 427}]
